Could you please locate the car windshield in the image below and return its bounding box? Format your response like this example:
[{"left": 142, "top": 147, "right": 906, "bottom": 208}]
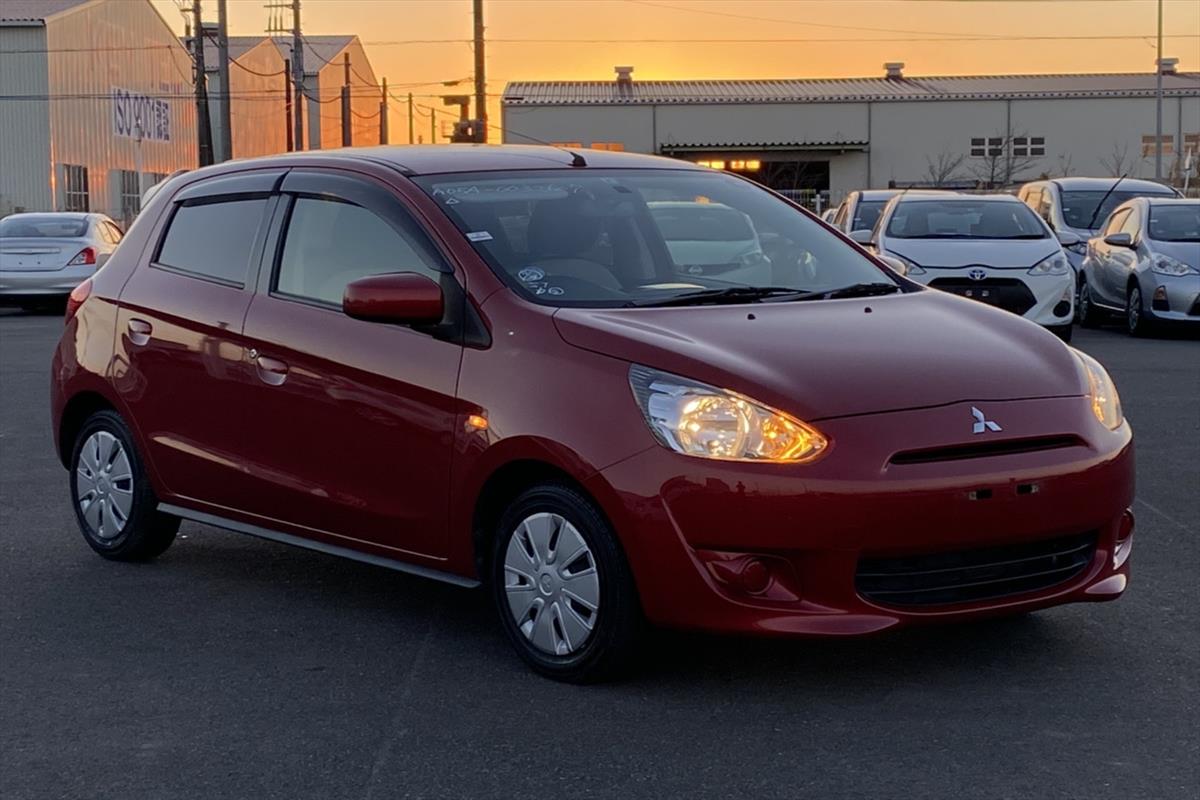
[
  {"left": 1147, "top": 204, "right": 1200, "bottom": 242},
  {"left": 1060, "top": 189, "right": 1176, "bottom": 230},
  {"left": 0, "top": 216, "right": 88, "bottom": 238},
  {"left": 416, "top": 169, "right": 893, "bottom": 307},
  {"left": 852, "top": 200, "right": 886, "bottom": 232},
  {"left": 885, "top": 200, "right": 1049, "bottom": 240}
]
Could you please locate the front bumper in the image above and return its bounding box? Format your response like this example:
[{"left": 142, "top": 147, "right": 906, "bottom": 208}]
[
  {"left": 589, "top": 396, "right": 1134, "bottom": 636},
  {"left": 0, "top": 266, "right": 93, "bottom": 298},
  {"left": 917, "top": 267, "right": 1074, "bottom": 327},
  {"left": 1143, "top": 273, "right": 1200, "bottom": 323}
]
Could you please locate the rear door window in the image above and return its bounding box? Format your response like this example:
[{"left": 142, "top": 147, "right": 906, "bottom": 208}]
[{"left": 156, "top": 198, "right": 269, "bottom": 286}]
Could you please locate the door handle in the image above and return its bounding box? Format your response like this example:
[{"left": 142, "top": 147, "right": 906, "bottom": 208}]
[
  {"left": 254, "top": 355, "right": 289, "bottom": 386},
  {"left": 127, "top": 318, "right": 152, "bottom": 346}
]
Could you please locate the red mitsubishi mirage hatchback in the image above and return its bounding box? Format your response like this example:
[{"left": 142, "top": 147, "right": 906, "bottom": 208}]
[{"left": 51, "top": 146, "right": 1134, "bottom": 682}]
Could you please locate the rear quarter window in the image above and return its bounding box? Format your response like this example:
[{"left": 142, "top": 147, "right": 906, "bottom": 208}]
[{"left": 156, "top": 198, "right": 268, "bottom": 285}]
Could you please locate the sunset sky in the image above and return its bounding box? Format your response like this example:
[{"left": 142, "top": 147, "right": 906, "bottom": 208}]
[{"left": 151, "top": 0, "right": 1200, "bottom": 141}]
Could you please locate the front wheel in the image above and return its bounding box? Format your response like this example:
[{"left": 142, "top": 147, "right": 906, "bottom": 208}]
[
  {"left": 69, "top": 410, "right": 179, "bottom": 561},
  {"left": 1047, "top": 323, "right": 1073, "bottom": 343},
  {"left": 491, "top": 483, "right": 642, "bottom": 683},
  {"left": 1126, "top": 284, "right": 1153, "bottom": 337},
  {"left": 1077, "top": 277, "right": 1104, "bottom": 328}
]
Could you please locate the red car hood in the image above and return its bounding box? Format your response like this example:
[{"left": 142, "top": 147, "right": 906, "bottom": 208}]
[{"left": 553, "top": 290, "right": 1086, "bottom": 420}]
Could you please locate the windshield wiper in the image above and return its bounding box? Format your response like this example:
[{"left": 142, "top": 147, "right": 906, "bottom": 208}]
[
  {"left": 626, "top": 286, "right": 813, "bottom": 307},
  {"left": 792, "top": 282, "right": 903, "bottom": 301}
]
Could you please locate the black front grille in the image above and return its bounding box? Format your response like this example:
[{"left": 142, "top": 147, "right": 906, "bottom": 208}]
[
  {"left": 889, "top": 434, "right": 1084, "bottom": 465},
  {"left": 856, "top": 532, "right": 1097, "bottom": 608},
  {"left": 929, "top": 277, "right": 1037, "bottom": 316}
]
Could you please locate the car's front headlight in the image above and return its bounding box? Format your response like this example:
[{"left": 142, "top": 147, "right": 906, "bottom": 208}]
[
  {"left": 884, "top": 251, "right": 925, "bottom": 275},
  {"left": 1072, "top": 349, "right": 1123, "bottom": 430},
  {"left": 1065, "top": 241, "right": 1088, "bottom": 256},
  {"left": 629, "top": 365, "right": 828, "bottom": 463},
  {"left": 1150, "top": 253, "right": 1197, "bottom": 276},
  {"left": 1028, "top": 252, "right": 1071, "bottom": 276}
]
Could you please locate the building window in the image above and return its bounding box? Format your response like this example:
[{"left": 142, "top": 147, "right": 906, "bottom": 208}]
[
  {"left": 549, "top": 141, "right": 583, "bottom": 149},
  {"left": 63, "top": 165, "right": 89, "bottom": 211},
  {"left": 1141, "top": 135, "right": 1174, "bottom": 156},
  {"left": 1012, "top": 137, "right": 1046, "bottom": 157},
  {"left": 118, "top": 170, "right": 141, "bottom": 225},
  {"left": 590, "top": 142, "right": 625, "bottom": 151},
  {"left": 969, "top": 137, "right": 1004, "bottom": 158}
]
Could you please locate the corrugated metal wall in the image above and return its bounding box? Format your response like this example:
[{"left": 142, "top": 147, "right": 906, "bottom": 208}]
[
  {"left": 44, "top": 0, "right": 197, "bottom": 218},
  {"left": 226, "top": 39, "right": 288, "bottom": 159},
  {"left": 309, "top": 38, "right": 382, "bottom": 150},
  {"left": 0, "top": 26, "right": 53, "bottom": 215}
]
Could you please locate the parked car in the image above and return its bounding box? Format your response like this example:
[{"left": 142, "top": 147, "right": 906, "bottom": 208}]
[
  {"left": 51, "top": 146, "right": 1134, "bottom": 682},
  {"left": 647, "top": 201, "right": 769, "bottom": 284},
  {"left": 830, "top": 189, "right": 901, "bottom": 234},
  {"left": 857, "top": 193, "right": 1077, "bottom": 340},
  {"left": 0, "top": 213, "right": 123, "bottom": 308},
  {"left": 1078, "top": 197, "right": 1200, "bottom": 335},
  {"left": 1018, "top": 177, "right": 1181, "bottom": 307}
]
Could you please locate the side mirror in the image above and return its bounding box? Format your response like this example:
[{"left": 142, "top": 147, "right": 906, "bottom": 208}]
[
  {"left": 848, "top": 229, "right": 874, "bottom": 245},
  {"left": 1055, "top": 230, "right": 1081, "bottom": 246},
  {"left": 1103, "top": 232, "right": 1134, "bottom": 248},
  {"left": 343, "top": 272, "right": 444, "bottom": 324},
  {"left": 878, "top": 255, "right": 908, "bottom": 276}
]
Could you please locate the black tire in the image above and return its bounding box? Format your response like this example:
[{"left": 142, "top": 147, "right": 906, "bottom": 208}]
[
  {"left": 1125, "top": 283, "right": 1153, "bottom": 338},
  {"left": 68, "top": 410, "right": 179, "bottom": 561},
  {"left": 1047, "top": 323, "right": 1073, "bottom": 343},
  {"left": 1077, "top": 277, "right": 1104, "bottom": 328},
  {"left": 490, "top": 483, "right": 642, "bottom": 683}
]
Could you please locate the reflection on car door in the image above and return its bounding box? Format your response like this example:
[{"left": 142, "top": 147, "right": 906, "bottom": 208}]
[
  {"left": 238, "top": 169, "right": 464, "bottom": 559},
  {"left": 1091, "top": 209, "right": 1130, "bottom": 306}
]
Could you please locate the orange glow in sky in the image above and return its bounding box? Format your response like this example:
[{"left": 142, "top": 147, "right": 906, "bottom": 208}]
[{"left": 152, "top": 0, "right": 1200, "bottom": 141}]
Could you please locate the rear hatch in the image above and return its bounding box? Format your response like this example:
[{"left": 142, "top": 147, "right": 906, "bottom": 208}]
[{"left": 0, "top": 238, "right": 84, "bottom": 272}]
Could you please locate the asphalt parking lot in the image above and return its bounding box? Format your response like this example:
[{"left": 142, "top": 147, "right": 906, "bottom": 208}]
[{"left": 1, "top": 309, "right": 1196, "bottom": 800}]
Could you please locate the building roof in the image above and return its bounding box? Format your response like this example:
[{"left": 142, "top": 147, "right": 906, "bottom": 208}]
[
  {"left": 183, "top": 34, "right": 364, "bottom": 78},
  {"left": 503, "top": 72, "right": 1200, "bottom": 106},
  {"left": 0, "top": 0, "right": 91, "bottom": 24}
]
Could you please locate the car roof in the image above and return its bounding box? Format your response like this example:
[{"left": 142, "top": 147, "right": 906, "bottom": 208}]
[
  {"left": 1145, "top": 197, "right": 1199, "bottom": 207},
  {"left": 895, "top": 192, "right": 1018, "bottom": 204},
  {"left": 228, "top": 144, "right": 709, "bottom": 176},
  {"left": 3, "top": 212, "right": 90, "bottom": 220},
  {"left": 1050, "top": 176, "right": 1176, "bottom": 192},
  {"left": 857, "top": 190, "right": 902, "bottom": 201}
]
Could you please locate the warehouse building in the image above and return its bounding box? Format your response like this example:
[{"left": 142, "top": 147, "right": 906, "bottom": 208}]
[
  {"left": 0, "top": 0, "right": 197, "bottom": 224},
  {"left": 501, "top": 64, "right": 1200, "bottom": 205},
  {"left": 194, "top": 34, "right": 383, "bottom": 160}
]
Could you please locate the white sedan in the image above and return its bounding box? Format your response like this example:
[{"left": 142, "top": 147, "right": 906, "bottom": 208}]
[
  {"left": 854, "top": 194, "right": 1078, "bottom": 341},
  {"left": 0, "top": 213, "right": 123, "bottom": 309}
]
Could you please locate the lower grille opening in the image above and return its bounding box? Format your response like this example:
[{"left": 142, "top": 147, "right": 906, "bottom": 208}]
[
  {"left": 889, "top": 434, "right": 1084, "bottom": 465},
  {"left": 856, "top": 531, "right": 1097, "bottom": 608},
  {"left": 928, "top": 277, "right": 1037, "bottom": 316}
]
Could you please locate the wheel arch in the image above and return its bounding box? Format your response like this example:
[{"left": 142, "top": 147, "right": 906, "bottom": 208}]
[{"left": 57, "top": 391, "right": 117, "bottom": 467}]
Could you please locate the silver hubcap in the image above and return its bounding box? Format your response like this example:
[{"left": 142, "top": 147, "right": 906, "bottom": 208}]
[
  {"left": 503, "top": 512, "right": 600, "bottom": 656},
  {"left": 76, "top": 431, "right": 134, "bottom": 540}
]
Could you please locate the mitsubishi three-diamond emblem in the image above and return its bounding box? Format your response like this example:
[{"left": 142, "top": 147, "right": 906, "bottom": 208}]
[{"left": 971, "top": 406, "right": 1002, "bottom": 434}]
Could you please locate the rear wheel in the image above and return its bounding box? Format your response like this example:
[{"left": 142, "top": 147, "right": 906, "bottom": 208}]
[
  {"left": 1126, "top": 284, "right": 1152, "bottom": 337},
  {"left": 1077, "top": 277, "right": 1104, "bottom": 328},
  {"left": 69, "top": 410, "right": 178, "bottom": 561},
  {"left": 491, "top": 483, "right": 641, "bottom": 683}
]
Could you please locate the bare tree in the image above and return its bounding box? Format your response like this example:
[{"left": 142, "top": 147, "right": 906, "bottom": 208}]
[
  {"left": 966, "top": 132, "right": 1040, "bottom": 189},
  {"left": 1099, "top": 141, "right": 1134, "bottom": 177},
  {"left": 1054, "top": 152, "right": 1076, "bottom": 178},
  {"left": 923, "top": 150, "right": 966, "bottom": 187}
]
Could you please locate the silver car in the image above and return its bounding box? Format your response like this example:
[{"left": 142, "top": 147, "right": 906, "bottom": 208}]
[
  {"left": 1078, "top": 197, "right": 1200, "bottom": 336},
  {"left": 0, "top": 213, "right": 123, "bottom": 309}
]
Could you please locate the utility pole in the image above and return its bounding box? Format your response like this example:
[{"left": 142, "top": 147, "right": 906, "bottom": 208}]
[
  {"left": 192, "top": 1, "right": 214, "bottom": 166},
  {"left": 1154, "top": 0, "right": 1164, "bottom": 180},
  {"left": 216, "top": 0, "right": 232, "bottom": 161},
  {"left": 291, "top": 0, "right": 305, "bottom": 151},
  {"left": 408, "top": 92, "right": 414, "bottom": 144},
  {"left": 379, "top": 78, "right": 388, "bottom": 145},
  {"left": 473, "top": 0, "right": 486, "bottom": 142},
  {"left": 431, "top": 107, "right": 436, "bottom": 144},
  {"left": 341, "top": 52, "right": 351, "bottom": 147},
  {"left": 283, "top": 58, "right": 293, "bottom": 151}
]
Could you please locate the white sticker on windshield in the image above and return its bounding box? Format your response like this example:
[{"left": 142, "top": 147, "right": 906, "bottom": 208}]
[
  {"left": 466, "top": 231, "right": 493, "bottom": 242},
  {"left": 518, "top": 267, "right": 545, "bottom": 282}
]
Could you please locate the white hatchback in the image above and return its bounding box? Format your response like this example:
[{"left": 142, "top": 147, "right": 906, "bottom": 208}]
[{"left": 855, "top": 194, "right": 1078, "bottom": 341}]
